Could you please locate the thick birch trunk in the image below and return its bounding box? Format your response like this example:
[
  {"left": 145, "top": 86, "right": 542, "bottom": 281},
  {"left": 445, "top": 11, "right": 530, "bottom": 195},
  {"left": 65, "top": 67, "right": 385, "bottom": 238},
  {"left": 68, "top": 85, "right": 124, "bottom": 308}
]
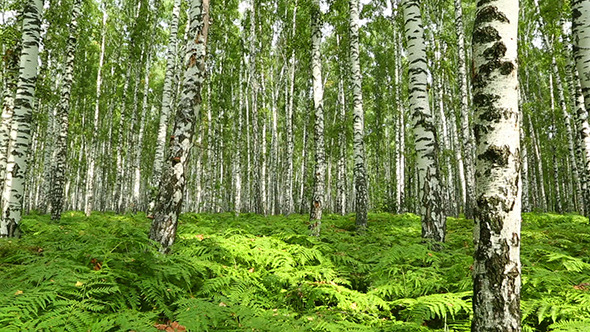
[
  {"left": 572, "top": 0, "right": 590, "bottom": 216},
  {"left": 0, "top": 0, "right": 42, "bottom": 237},
  {"left": 49, "top": 0, "right": 80, "bottom": 220},
  {"left": 149, "top": 0, "right": 209, "bottom": 253},
  {"left": 471, "top": 0, "right": 521, "bottom": 330},
  {"left": 149, "top": 0, "right": 181, "bottom": 213},
  {"left": 309, "top": 0, "right": 326, "bottom": 236},
  {"left": 349, "top": 0, "right": 368, "bottom": 231},
  {"left": 402, "top": 0, "right": 445, "bottom": 243}
]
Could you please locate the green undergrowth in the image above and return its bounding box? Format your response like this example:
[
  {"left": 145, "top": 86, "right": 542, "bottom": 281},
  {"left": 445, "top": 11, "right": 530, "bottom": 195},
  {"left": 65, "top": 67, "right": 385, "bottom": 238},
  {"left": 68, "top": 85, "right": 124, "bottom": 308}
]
[{"left": 0, "top": 211, "right": 589, "bottom": 331}]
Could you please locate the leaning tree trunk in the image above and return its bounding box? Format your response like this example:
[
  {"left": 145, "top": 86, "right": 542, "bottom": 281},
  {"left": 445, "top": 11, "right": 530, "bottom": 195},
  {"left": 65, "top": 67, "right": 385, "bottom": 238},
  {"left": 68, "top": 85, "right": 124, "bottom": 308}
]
[
  {"left": 49, "top": 0, "right": 81, "bottom": 220},
  {"left": 471, "top": 0, "right": 521, "bottom": 330},
  {"left": 454, "top": 0, "right": 476, "bottom": 219},
  {"left": 0, "top": 0, "right": 42, "bottom": 237},
  {"left": 309, "top": 0, "right": 326, "bottom": 237},
  {"left": 149, "top": 0, "right": 181, "bottom": 213},
  {"left": 149, "top": 0, "right": 209, "bottom": 253},
  {"left": 402, "top": 0, "right": 445, "bottom": 243},
  {"left": 349, "top": 0, "right": 368, "bottom": 231}
]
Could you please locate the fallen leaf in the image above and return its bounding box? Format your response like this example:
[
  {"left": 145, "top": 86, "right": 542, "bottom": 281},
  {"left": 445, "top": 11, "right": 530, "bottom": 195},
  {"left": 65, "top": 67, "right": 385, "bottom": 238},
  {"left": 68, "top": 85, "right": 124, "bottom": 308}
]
[
  {"left": 14, "top": 290, "right": 23, "bottom": 295},
  {"left": 75, "top": 281, "right": 83, "bottom": 287}
]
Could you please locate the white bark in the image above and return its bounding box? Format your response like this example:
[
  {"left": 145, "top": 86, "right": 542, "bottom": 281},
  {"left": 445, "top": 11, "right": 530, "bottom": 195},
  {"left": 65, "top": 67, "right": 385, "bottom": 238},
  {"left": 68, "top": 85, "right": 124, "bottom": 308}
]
[
  {"left": 84, "top": 10, "right": 107, "bottom": 216},
  {"left": 0, "top": 0, "right": 42, "bottom": 237},
  {"left": 309, "top": 0, "right": 326, "bottom": 236},
  {"left": 402, "top": 0, "right": 445, "bottom": 243},
  {"left": 471, "top": 0, "right": 521, "bottom": 330},
  {"left": 49, "top": 0, "right": 81, "bottom": 220},
  {"left": 349, "top": 0, "right": 368, "bottom": 230},
  {"left": 149, "top": 0, "right": 209, "bottom": 253}
]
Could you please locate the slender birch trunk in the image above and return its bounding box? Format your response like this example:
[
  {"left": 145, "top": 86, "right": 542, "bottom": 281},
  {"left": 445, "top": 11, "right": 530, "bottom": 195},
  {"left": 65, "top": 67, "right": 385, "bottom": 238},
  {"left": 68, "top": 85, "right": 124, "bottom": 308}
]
[
  {"left": 84, "top": 10, "right": 107, "bottom": 216},
  {"left": 471, "top": 0, "right": 521, "bottom": 329},
  {"left": 49, "top": 0, "right": 81, "bottom": 220},
  {"left": 309, "top": 0, "right": 326, "bottom": 236},
  {"left": 402, "top": 0, "right": 445, "bottom": 243},
  {"left": 284, "top": 1, "right": 297, "bottom": 215},
  {"left": 349, "top": 0, "right": 368, "bottom": 230},
  {"left": 149, "top": 0, "right": 209, "bottom": 253},
  {"left": 132, "top": 54, "right": 151, "bottom": 212},
  {"left": 454, "top": 0, "right": 475, "bottom": 219},
  {"left": 0, "top": 0, "right": 42, "bottom": 237},
  {"left": 337, "top": 36, "right": 347, "bottom": 216}
]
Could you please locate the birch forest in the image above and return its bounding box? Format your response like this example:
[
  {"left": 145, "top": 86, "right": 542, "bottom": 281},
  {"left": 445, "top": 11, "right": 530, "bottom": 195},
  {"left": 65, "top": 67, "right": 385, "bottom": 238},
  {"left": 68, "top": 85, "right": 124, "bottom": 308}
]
[{"left": 1, "top": 0, "right": 590, "bottom": 331}]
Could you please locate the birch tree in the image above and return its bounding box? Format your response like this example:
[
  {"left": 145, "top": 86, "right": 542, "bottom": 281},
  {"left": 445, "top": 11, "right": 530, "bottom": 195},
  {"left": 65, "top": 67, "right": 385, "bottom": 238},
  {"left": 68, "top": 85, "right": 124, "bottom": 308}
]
[
  {"left": 349, "top": 0, "right": 368, "bottom": 231},
  {"left": 454, "top": 0, "right": 476, "bottom": 219},
  {"left": 471, "top": 0, "right": 521, "bottom": 330},
  {"left": 309, "top": 0, "right": 326, "bottom": 236},
  {"left": 0, "top": 0, "right": 43, "bottom": 237},
  {"left": 149, "top": 0, "right": 210, "bottom": 253},
  {"left": 150, "top": 0, "right": 182, "bottom": 213},
  {"left": 49, "top": 0, "right": 81, "bottom": 220},
  {"left": 402, "top": 0, "right": 445, "bottom": 243}
]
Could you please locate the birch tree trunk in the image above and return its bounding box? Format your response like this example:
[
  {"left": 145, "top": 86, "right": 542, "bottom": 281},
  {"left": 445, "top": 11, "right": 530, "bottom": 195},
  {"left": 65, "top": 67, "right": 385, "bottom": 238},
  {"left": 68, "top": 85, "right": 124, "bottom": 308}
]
[
  {"left": 337, "top": 35, "right": 347, "bottom": 216},
  {"left": 49, "top": 0, "right": 81, "bottom": 220},
  {"left": 84, "top": 10, "right": 107, "bottom": 216},
  {"left": 402, "top": 0, "right": 445, "bottom": 243},
  {"left": 150, "top": 0, "right": 181, "bottom": 213},
  {"left": 149, "top": 0, "right": 209, "bottom": 253},
  {"left": 349, "top": 0, "right": 368, "bottom": 231},
  {"left": 284, "top": 1, "right": 297, "bottom": 215},
  {"left": 454, "top": 0, "right": 476, "bottom": 219},
  {"left": 471, "top": 0, "right": 521, "bottom": 330},
  {"left": 572, "top": 0, "right": 590, "bottom": 216},
  {"left": 0, "top": 0, "right": 42, "bottom": 237},
  {"left": 309, "top": 0, "right": 326, "bottom": 237},
  {"left": 0, "top": 48, "right": 19, "bottom": 201}
]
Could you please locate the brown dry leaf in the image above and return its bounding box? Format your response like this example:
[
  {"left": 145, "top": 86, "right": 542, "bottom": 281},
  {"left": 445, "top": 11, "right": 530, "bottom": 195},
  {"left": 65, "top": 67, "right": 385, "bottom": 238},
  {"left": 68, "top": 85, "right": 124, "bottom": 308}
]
[
  {"left": 14, "top": 290, "right": 23, "bottom": 295},
  {"left": 248, "top": 267, "right": 255, "bottom": 273},
  {"left": 219, "top": 302, "right": 227, "bottom": 307},
  {"left": 196, "top": 234, "right": 205, "bottom": 241},
  {"left": 154, "top": 324, "right": 168, "bottom": 330}
]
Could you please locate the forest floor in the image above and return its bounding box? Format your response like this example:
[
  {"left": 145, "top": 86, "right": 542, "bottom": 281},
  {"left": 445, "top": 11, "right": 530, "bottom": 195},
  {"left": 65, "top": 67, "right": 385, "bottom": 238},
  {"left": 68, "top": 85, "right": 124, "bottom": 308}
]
[{"left": 0, "top": 211, "right": 589, "bottom": 331}]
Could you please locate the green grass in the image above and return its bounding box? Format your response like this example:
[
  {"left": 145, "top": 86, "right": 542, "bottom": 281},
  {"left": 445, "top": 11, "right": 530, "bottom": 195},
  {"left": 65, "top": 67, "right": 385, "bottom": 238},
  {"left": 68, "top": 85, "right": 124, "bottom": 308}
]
[{"left": 0, "top": 211, "right": 589, "bottom": 331}]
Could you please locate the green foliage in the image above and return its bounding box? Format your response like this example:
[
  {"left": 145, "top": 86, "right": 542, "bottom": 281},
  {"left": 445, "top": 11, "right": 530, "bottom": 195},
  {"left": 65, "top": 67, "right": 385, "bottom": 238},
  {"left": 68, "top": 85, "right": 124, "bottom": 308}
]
[{"left": 1, "top": 212, "right": 589, "bottom": 331}]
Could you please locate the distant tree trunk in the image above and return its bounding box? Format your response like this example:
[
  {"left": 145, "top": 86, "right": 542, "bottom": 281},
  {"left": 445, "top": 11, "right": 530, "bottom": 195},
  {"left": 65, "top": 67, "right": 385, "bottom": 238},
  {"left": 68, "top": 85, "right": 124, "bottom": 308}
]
[
  {"left": 132, "top": 53, "right": 151, "bottom": 212},
  {"left": 309, "top": 0, "right": 326, "bottom": 237},
  {"left": 284, "top": 1, "right": 297, "bottom": 215},
  {"left": 150, "top": 0, "right": 181, "bottom": 213},
  {"left": 349, "top": 0, "right": 368, "bottom": 231},
  {"left": 234, "top": 67, "right": 244, "bottom": 216},
  {"left": 84, "top": 10, "right": 107, "bottom": 216},
  {"left": 149, "top": 0, "right": 209, "bottom": 253},
  {"left": 336, "top": 36, "right": 347, "bottom": 216},
  {"left": 454, "top": 0, "right": 476, "bottom": 219},
  {"left": 471, "top": 0, "right": 521, "bottom": 330},
  {"left": 394, "top": 30, "right": 405, "bottom": 213},
  {"left": 402, "top": 0, "right": 445, "bottom": 243},
  {"left": 0, "top": 0, "right": 42, "bottom": 237},
  {"left": 49, "top": 0, "right": 80, "bottom": 220}
]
